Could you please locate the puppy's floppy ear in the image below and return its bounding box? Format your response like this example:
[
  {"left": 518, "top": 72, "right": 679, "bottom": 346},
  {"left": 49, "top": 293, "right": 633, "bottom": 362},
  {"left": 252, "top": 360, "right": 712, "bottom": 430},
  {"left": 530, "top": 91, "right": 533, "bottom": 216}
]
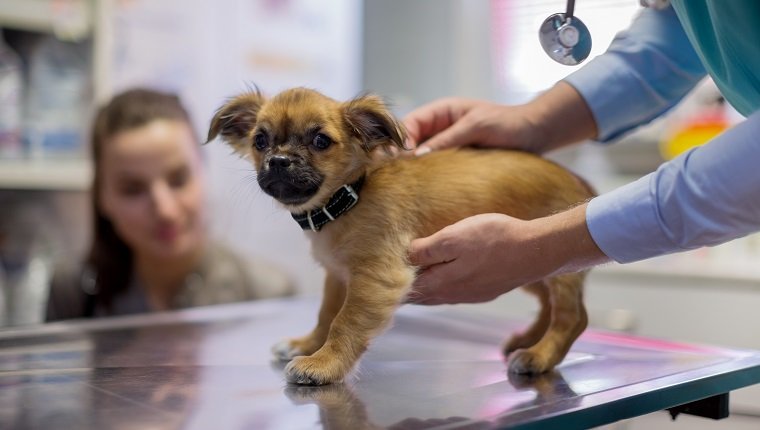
[
  {"left": 343, "top": 94, "right": 407, "bottom": 152},
  {"left": 206, "top": 90, "right": 266, "bottom": 154}
]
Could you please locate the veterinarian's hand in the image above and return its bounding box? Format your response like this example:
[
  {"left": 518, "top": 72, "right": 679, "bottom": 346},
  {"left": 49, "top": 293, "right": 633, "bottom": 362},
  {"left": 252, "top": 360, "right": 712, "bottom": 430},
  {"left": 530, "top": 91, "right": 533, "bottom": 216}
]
[
  {"left": 407, "top": 205, "right": 609, "bottom": 305},
  {"left": 403, "top": 99, "right": 542, "bottom": 156},
  {"left": 402, "top": 81, "right": 598, "bottom": 156},
  {"left": 408, "top": 214, "right": 548, "bottom": 304}
]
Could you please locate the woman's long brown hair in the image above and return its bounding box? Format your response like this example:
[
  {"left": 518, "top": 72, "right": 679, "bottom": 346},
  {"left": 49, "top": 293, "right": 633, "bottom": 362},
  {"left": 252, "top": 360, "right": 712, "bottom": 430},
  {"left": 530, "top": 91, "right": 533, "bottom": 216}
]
[{"left": 87, "top": 89, "right": 194, "bottom": 313}]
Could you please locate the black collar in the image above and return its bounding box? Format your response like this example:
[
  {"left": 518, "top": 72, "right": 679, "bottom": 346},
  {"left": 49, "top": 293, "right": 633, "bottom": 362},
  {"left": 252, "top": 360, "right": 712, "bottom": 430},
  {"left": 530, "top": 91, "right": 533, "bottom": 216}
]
[{"left": 291, "top": 176, "right": 365, "bottom": 232}]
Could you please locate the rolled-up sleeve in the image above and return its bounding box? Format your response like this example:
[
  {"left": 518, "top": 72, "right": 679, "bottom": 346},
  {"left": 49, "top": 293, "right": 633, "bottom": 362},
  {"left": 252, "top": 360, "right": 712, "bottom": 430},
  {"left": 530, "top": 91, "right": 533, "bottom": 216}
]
[
  {"left": 586, "top": 111, "right": 760, "bottom": 263},
  {"left": 563, "top": 6, "right": 706, "bottom": 142}
]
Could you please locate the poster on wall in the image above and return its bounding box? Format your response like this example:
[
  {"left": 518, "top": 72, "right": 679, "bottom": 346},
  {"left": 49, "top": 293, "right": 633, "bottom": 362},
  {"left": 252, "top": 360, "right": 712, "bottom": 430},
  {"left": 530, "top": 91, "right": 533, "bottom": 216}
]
[
  {"left": 109, "top": 0, "right": 203, "bottom": 95},
  {"left": 233, "top": 0, "right": 362, "bottom": 99},
  {"left": 107, "top": 0, "right": 361, "bottom": 125}
]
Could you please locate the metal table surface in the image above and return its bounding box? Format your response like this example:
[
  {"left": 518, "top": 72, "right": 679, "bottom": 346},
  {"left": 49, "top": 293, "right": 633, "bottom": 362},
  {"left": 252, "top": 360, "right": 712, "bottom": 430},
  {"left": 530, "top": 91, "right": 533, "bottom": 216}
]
[{"left": 1, "top": 297, "right": 759, "bottom": 430}]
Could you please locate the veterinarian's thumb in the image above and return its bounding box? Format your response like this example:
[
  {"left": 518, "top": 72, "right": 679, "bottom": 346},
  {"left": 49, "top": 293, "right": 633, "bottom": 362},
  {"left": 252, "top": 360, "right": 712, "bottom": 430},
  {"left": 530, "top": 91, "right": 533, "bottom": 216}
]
[
  {"left": 408, "top": 233, "right": 456, "bottom": 268},
  {"left": 413, "top": 121, "right": 473, "bottom": 156}
]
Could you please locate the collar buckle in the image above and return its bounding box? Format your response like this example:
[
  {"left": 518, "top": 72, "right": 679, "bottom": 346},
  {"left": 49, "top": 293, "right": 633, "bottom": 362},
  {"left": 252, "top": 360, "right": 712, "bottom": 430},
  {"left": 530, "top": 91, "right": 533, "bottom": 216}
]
[
  {"left": 292, "top": 177, "right": 364, "bottom": 232},
  {"left": 342, "top": 184, "right": 359, "bottom": 209}
]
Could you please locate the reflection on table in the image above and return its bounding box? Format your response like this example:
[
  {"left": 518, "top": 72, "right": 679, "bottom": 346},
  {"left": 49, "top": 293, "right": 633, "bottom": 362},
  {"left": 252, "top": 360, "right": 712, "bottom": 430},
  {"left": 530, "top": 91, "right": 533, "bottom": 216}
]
[{"left": 1, "top": 297, "right": 759, "bottom": 429}]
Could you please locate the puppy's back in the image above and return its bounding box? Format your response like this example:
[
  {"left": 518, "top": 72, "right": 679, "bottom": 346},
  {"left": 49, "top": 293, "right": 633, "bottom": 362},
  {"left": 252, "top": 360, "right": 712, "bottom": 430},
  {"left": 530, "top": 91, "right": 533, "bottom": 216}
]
[{"left": 361, "top": 148, "right": 594, "bottom": 239}]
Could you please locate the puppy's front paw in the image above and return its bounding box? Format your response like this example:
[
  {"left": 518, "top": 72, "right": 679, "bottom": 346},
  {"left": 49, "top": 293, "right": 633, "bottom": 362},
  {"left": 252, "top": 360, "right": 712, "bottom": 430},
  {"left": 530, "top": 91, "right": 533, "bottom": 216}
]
[
  {"left": 503, "top": 332, "right": 541, "bottom": 355},
  {"left": 272, "top": 336, "right": 323, "bottom": 361},
  {"left": 285, "top": 354, "right": 347, "bottom": 386},
  {"left": 272, "top": 340, "right": 307, "bottom": 361},
  {"left": 507, "top": 349, "right": 554, "bottom": 375}
]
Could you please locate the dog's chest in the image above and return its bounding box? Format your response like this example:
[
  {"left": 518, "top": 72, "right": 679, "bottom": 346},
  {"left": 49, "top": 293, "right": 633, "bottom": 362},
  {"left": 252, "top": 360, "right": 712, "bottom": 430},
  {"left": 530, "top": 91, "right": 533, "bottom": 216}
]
[{"left": 308, "top": 233, "right": 352, "bottom": 284}]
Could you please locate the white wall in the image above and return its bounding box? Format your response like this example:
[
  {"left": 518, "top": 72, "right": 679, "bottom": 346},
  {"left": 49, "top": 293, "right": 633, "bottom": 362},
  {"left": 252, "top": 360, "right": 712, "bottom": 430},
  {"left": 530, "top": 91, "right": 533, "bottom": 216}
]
[{"left": 363, "top": 0, "right": 495, "bottom": 114}]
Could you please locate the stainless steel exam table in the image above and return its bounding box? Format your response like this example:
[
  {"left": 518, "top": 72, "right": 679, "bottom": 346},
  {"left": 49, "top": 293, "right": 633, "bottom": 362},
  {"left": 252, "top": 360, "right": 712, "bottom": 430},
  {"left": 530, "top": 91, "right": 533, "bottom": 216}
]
[{"left": 1, "top": 297, "right": 759, "bottom": 429}]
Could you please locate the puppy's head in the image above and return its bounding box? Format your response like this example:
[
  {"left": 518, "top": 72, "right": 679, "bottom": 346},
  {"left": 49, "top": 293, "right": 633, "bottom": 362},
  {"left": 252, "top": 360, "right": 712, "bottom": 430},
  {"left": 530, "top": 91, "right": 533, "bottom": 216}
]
[{"left": 207, "top": 88, "right": 406, "bottom": 212}]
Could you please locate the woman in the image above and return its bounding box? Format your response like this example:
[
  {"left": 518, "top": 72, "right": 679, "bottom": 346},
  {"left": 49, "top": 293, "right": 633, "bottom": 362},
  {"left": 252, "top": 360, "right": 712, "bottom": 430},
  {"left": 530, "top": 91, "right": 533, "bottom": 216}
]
[{"left": 46, "top": 89, "right": 293, "bottom": 320}]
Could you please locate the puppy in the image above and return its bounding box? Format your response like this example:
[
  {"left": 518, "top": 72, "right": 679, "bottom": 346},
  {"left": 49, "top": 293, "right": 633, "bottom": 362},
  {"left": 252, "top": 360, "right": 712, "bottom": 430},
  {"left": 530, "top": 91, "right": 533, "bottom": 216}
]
[{"left": 208, "top": 88, "right": 594, "bottom": 385}]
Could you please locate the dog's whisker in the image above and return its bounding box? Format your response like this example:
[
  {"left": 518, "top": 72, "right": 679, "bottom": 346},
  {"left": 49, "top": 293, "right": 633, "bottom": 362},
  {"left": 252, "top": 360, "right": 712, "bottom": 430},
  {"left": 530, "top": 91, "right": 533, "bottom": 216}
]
[{"left": 242, "top": 172, "right": 259, "bottom": 184}]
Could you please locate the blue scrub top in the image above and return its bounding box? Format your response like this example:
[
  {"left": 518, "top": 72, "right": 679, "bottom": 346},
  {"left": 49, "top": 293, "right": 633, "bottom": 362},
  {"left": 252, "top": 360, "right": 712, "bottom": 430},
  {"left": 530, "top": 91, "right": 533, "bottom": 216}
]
[{"left": 672, "top": 0, "right": 760, "bottom": 116}]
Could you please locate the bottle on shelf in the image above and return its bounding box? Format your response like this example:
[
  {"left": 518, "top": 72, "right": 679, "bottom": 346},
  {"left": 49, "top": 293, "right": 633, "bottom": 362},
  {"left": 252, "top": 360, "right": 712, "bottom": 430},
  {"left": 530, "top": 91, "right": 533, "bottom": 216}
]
[
  {"left": 0, "top": 30, "right": 23, "bottom": 159},
  {"left": 24, "top": 35, "right": 92, "bottom": 159}
]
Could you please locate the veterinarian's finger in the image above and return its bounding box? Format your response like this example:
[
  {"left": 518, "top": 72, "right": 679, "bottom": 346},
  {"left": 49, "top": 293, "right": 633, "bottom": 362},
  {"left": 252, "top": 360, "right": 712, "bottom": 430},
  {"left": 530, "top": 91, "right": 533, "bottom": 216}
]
[
  {"left": 404, "top": 295, "right": 441, "bottom": 306},
  {"left": 414, "top": 118, "right": 478, "bottom": 155},
  {"left": 408, "top": 234, "right": 458, "bottom": 267},
  {"left": 414, "top": 123, "right": 470, "bottom": 155},
  {"left": 403, "top": 98, "right": 471, "bottom": 151},
  {"left": 406, "top": 272, "right": 444, "bottom": 305},
  {"left": 403, "top": 100, "right": 452, "bottom": 148},
  {"left": 409, "top": 263, "right": 462, "bottom": 305}
]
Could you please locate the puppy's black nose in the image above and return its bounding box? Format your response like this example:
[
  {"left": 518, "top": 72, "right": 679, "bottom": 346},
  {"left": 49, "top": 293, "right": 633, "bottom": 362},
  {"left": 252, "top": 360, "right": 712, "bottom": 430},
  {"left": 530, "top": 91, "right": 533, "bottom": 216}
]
[{"left": 268, "top": 155, "right": 292, "bottom": 170}]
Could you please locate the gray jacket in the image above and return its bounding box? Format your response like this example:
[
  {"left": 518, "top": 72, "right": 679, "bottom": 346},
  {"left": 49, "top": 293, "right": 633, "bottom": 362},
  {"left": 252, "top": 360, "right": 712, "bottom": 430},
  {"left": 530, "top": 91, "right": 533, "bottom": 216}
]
[{"left": 46, "top": 242, "right": 294, "bottom": 321}]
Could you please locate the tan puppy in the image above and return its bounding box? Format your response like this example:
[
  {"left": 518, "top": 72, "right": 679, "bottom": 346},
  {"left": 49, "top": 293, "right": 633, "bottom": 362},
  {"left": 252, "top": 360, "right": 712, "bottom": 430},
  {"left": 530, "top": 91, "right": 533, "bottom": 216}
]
[{"left": 208, "top": 88, "right": 594, "bottom": 385}]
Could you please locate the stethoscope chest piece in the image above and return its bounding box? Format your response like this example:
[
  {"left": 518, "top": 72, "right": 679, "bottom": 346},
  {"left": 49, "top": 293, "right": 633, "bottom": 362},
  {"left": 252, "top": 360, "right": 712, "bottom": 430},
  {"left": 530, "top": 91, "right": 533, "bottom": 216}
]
[{"left": 539, "top": 13, "right": 592, "bottom": 65}]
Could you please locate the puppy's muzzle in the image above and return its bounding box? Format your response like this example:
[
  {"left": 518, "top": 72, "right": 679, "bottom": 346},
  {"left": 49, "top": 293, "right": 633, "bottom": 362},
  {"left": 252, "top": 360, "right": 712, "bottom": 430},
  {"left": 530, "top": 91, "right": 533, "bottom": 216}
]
[{"left": 258, "top": 156, "right": 322, "bottom": 205}]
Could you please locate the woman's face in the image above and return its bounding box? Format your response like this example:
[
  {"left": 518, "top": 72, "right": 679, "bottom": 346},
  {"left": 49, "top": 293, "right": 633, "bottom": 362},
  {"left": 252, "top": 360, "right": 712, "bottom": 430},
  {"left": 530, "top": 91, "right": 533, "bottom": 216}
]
[{"left": 99, "top": 120, "right": 206, "bottom": 260}]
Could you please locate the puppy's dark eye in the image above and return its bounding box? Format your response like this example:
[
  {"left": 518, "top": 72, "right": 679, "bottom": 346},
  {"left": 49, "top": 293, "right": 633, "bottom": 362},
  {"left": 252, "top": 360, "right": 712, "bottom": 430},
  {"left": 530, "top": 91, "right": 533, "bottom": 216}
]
[
  {"left": 254, "top": 133, "right": 269, "bottom": 151},
  {"left": 312, "top": 133, "right": 332, "bottom": 151}
]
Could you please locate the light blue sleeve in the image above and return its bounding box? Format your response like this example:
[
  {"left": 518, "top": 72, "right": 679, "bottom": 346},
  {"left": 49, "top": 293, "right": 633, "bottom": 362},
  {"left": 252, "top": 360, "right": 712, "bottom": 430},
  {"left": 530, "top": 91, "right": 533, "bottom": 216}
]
[
  {"left": 586, "top": 110, "right": 760, "bottom": 263},
  {"left": 563, "top": 6, "right": 706, "bottom": 142}
]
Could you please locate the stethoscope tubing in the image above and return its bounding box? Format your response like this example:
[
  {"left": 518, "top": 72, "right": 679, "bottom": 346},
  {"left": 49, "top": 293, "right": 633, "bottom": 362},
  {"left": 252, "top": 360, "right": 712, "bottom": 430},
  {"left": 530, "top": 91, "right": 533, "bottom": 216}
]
[{"left": 565, "top": 0, "right": 575, "bottom": 20}]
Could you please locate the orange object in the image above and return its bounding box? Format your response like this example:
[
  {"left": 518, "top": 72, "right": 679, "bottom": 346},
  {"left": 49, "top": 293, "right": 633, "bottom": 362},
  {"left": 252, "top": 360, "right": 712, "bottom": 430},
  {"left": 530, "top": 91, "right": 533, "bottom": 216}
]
[{"left": 660, "top": 104, "right": 729, "bottom": 160}]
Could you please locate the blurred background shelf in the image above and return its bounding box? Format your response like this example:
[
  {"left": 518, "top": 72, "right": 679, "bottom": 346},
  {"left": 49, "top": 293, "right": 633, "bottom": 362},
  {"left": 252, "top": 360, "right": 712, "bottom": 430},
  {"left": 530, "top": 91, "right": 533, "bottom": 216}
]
[
  {"left": 0, "top": 0, "right": 101, "bottom": 193},
  {"left": 0, "top": 0, "right": 92, "bottom": 40},
  {"left": 0, "top": 159, "right": 91, "bottom": 191}
]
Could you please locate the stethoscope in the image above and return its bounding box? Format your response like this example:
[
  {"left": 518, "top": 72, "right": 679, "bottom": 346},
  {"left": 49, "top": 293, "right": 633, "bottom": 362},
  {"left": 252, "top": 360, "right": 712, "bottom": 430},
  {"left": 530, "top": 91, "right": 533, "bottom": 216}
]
[{"left": 540, "top": 0, "right": 671, "bottom": 65}]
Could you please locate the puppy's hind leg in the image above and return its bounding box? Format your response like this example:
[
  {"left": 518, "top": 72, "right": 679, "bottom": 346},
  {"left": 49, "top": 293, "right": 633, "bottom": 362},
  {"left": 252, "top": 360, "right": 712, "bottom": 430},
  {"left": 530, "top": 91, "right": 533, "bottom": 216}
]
[
  {"left": 508, "top": 272, "right": 588, "bottom": 374},
  {"left": 285, "top": 264, "right": 414, "bottom": 385},
  {"left": 503, "top": 281, "right": 551, "bottom": 355},
  {"left": 273, "top": 272, "right": 345, "bottom": 361}
]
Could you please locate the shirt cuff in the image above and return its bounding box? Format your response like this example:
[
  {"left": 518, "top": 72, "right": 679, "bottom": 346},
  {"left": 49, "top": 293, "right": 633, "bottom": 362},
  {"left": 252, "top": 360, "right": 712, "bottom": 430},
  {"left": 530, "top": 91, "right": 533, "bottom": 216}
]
[{"left": 586, "top": 174, "right": 676, "bottom": 263}]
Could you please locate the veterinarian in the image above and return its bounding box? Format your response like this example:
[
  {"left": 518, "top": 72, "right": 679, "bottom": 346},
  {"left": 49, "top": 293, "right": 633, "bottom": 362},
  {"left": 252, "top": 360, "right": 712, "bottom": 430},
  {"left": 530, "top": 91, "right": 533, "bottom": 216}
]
[
  {"left": 46, "top": 89, "right": 293, "bottom": 320},
  {"left": 404, "top": 1, "right": 760, "bottom": 305}
]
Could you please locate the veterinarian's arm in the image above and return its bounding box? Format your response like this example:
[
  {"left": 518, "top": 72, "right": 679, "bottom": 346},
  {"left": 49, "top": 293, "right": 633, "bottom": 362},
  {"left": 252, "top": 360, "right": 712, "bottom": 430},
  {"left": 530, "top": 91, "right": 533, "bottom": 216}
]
[
  {"left": 404, "top": 82, "right": 597, "bottom": 156},
  {"left": 408, "top": 207, "right": 608, "bottom": 305},
  {"left": 587, "top": 110, "right": 760, "bottom": 263},
  {"left": 563, "top": 5, "right": 705, "bottom": 142}
]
